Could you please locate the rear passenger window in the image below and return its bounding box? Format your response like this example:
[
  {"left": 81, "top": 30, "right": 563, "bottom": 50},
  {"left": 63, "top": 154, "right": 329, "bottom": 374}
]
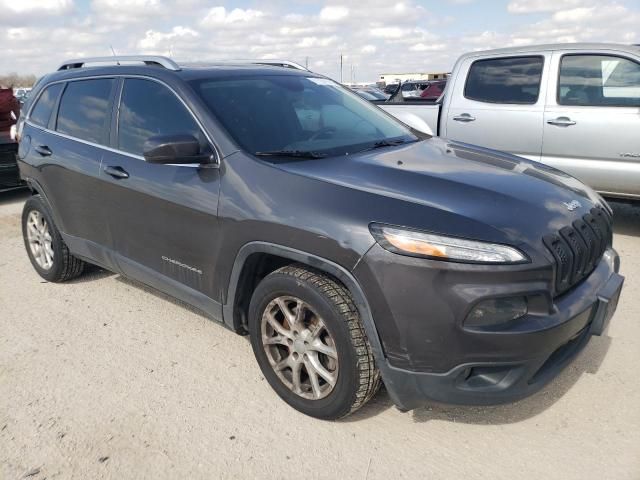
[
  {"left": 117, "top": 79, "right": 202, "bottom": 156},
  {"left": 464, "top": 56, "right": 544, "bottom": 104},
  {"left": 29, "top": 83, "right": 63, "bottom": 128},
  {"left": 559, "top": 55, "right": 640, "bottom": 107},
  {"left": 56, "top": 79, "right": 114, "bottom": 144}
]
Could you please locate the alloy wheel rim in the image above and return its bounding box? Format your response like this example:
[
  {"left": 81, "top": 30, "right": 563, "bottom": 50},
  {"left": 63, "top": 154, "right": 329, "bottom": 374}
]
[
  {"left": 261, "top": 296, "right": 339, "bottom": 400},
  {"left": 26, "top": 210, "right": 54, "bottom": 270}
]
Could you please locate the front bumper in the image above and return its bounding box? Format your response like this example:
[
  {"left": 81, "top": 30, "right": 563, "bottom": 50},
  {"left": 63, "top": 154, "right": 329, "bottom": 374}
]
[{"left": 354, "top": 246, "right": 623, "bottom": 411}]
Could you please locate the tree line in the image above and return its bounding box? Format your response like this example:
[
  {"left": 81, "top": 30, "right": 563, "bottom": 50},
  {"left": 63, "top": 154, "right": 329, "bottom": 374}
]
[{"left": 0, "top": 73, "right": 38, "bottom": 88}]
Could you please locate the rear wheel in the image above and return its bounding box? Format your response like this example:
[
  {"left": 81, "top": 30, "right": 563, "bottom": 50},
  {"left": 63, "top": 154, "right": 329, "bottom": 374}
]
[
  {"left": 22, "top": 195, "right": 85, "bottom": 282},
  {"left": 249, "top": 264, "right": 380, "bottom": 419}
]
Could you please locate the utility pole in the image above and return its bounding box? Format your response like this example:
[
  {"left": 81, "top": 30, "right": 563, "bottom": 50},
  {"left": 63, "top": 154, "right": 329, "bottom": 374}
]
[
  {"left": 305, "top": 56, "right": 309, "bottom": 69},
  {"left": 340, "top": 54, "right": 343, "bottom": 83}
]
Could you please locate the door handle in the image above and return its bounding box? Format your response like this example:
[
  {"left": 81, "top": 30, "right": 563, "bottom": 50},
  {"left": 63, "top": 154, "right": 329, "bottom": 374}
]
[
  {"left": 104, "top": 166, "right": 129, "bottom": 179},
  {"left": 35, "top": 145, "right": 52, "bottom": 156},
  {"left": 547, "top": 117, "right": 576, "bottom": 127},
  {"left": 453, "top": 113, "right": 476, "bottom": 122}
]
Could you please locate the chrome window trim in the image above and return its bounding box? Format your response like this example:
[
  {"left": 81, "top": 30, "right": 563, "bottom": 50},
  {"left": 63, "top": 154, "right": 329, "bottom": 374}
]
[
  {"left": 25, "top": 120, "right": 145, "bottom": 161},
  {"left": 25, "top": 73, "right": 220, "bottom": 167}
]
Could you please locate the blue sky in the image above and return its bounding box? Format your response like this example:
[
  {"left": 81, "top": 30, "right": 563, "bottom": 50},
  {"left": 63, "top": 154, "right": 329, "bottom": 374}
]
[{"left": 1, "top": 0, "right": 639, "bottom": 81}]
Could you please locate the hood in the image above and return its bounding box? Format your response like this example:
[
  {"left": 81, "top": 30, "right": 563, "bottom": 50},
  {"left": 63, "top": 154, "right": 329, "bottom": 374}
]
[{"left": 274, "top": 137, "right": 606, "bottom": 250}]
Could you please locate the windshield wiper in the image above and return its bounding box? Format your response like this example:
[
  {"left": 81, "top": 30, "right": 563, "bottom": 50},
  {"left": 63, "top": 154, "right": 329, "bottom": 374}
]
[
  {"left": 255, "top": 150, "right": 327, "bottom": 159},
  {"left": 354, "top": 138, "right": 414, "bottom": 154}
]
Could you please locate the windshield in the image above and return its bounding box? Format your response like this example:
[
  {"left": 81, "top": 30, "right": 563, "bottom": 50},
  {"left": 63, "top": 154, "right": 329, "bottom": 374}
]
[{"left": 190, "top": 74, "right": 417, "bottom": 157}]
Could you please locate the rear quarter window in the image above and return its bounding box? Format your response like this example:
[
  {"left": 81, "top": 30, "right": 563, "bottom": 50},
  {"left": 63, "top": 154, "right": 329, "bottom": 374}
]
[
  {"left": 464, "top": 56, "right": 544, "bottom": 104},
  {"left": 55, "top": 78, "right": 115, "bottom": 145},
  {"left": 29, "top": 83, "right": 63, "bottom": 128}
]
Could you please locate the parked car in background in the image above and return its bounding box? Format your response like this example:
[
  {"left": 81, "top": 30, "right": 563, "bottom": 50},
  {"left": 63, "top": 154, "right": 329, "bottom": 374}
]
[
  {"left": 14, "top": 88, "right": 31, "bottom": 105},
  {"left": 0, "top": 86, "right": 22, "bottom": 191},
  {"left": 352, "top": 87, "right": 389, "bottom": 101},
  {"left": 420, "top": 80, "right": 447, "bottom": 101},
  {"left": 17, "top": 55, "right": 623, "bottom": 419},
  {"left": 400, "top": 80, "right": 429, "bottom": 98},
  {"left": 0, "top": 138, "right": 21, "bottom": 191},
  {"left": 380, "top": 43, "right": 640, "bottom": 200},
  {"left": 383, "top": 83, "right": 399, "bottom": 95}
]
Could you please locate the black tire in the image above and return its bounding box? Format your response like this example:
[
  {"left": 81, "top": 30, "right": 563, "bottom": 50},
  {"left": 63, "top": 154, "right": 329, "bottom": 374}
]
[
  {"left": 249, "top": 264, "right": 380, "bottom": 420},
  {"left": 21, "top": 195, "right": 85, "bottom": 282}
]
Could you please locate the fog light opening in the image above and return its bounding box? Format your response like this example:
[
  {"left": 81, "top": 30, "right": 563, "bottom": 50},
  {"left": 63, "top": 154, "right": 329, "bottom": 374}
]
[{"left": 465, "top": 297, "right": 528, "bottom": 329}]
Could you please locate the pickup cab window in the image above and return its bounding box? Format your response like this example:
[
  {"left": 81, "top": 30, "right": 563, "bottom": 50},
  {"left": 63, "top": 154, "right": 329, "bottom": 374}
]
[
  {"left": 558, "top": 54, "right": 640, "bottom": 107},
  {"left": 464, "top": 56, "right": 544, "bottom": 105}
]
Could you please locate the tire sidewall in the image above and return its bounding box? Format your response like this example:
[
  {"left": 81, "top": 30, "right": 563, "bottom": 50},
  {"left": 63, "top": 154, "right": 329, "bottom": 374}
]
[
  {"left": 249, "top": 272, "right": 360, "bottom": 419},
  {"left": 22, "top": 195, "right": 66, "bottom": 282}
]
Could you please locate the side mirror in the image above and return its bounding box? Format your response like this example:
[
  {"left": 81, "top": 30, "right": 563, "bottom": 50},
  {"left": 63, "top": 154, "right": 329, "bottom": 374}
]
[{"left": 143, "top": 134, "right": 212, "bottom": 165}]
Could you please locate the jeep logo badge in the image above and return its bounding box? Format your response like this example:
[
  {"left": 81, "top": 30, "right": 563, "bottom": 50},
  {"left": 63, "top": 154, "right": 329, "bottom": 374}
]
[{"left": 563, "top": 200, "right": 582, "bottom": 211}]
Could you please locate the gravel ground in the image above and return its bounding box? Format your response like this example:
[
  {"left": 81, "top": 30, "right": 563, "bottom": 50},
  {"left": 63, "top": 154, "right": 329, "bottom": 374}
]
[{"left": 1, "top": 189, "right": 639, "bottom": 480}]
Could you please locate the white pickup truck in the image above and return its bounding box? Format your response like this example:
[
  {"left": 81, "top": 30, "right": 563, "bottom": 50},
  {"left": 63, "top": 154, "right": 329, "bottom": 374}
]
[{"left": 379, "top": 43, "right": 640, "bottom": 200}]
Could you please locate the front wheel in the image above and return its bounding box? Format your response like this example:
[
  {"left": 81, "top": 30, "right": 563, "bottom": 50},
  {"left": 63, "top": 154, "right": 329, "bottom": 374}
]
[{"left": 248, "top": 265, "right": 380, "bottom": 419}]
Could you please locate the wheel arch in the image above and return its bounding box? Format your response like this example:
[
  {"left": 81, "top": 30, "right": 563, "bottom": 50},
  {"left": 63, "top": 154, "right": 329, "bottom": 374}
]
[
  {"left": 223, "top": 242, "right": 386, "bottom": 366},
  {"left": 23, "top": 177, "right": 63, "bottom": 227}
]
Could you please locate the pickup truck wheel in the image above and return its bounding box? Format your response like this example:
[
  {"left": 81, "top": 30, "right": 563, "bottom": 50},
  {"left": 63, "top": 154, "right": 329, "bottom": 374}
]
[
  {"left": 249, "top": 264, "right": 380, "bottom": 420},
  {"left": 22, "top": 195, "right": 85, "bottom": 282}
]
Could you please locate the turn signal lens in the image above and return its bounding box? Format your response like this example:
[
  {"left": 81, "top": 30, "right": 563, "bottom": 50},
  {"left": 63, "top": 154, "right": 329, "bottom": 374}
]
[{"left": 369, "top": 224, "right": 528, "bottom": 264}]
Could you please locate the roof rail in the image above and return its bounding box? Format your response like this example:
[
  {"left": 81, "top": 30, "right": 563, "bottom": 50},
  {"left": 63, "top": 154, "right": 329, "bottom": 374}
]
[
  {"left": 181, "top": 59, "right": 309, "bottom": 71},
  {"left": 57, "top": 56, "right": 181, "bottom": 72},
  {"left": 249, "top": 60, "right": 308, "bottom": 71}
]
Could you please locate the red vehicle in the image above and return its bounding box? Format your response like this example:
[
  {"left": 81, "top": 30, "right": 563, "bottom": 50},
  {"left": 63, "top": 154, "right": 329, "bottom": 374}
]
[{"left": 420, "top": 80, "right": 447, "bottom": 101}]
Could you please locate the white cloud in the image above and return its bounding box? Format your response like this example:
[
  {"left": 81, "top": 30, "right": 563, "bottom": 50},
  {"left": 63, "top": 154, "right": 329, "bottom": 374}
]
[
  {"left": 200, "top": 6, "right": 264, "bottom": 27},
  {"left": 90, "top": 0, "right": 165, "bottom": 23},
  {"left": 507, "top": 0, "right": 590, "bottom": 14},
  {"left": 138, "top": 26, "right": 198, "bottom": 50},
  {"left": 319, "top": 6, "right": 349, "bottom": 21},
  {"left": 0, "top": 0, "right": 72, "bottom": 13},
  {"left": 369, "top": 26, "right": 407, "bottom": 39},
  {"left": 410, "top": 43, "right": 447, "bottom": 52},
  {"left": 361, "top": 45, "right": 377, "bottom": 54},
  {"left": 299, "top": 36, "right": 338, "bottom": 47},
  {"left": 552, "top": 7, "right": 594, "bottom": 22}
]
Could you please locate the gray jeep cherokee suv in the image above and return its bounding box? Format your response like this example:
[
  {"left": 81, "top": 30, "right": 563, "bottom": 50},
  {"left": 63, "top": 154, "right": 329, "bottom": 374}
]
[{"left": 17, "top": 56, "right": 623, "bottom": 419}]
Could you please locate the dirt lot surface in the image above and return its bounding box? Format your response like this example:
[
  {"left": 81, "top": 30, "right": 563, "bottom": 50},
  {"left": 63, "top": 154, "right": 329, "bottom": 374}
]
[{"left": 1, "top": 189, "right": 639, "bottom": 480}]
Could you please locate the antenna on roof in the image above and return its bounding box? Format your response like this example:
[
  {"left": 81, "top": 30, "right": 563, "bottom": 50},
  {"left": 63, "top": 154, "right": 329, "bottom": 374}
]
[{"left": 109, "top": 45, "right": 120, "bottom": 65}]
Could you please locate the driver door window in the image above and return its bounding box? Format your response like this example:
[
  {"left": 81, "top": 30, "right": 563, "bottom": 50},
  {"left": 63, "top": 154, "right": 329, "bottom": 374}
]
[{"left": 118, "top": 79, "right": 204, "bottom": 156}]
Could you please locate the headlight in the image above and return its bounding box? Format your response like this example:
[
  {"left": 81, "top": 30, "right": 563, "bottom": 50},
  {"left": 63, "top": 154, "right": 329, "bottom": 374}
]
[{"left": 369, "top": 224, "right": 528, "bottom": 264}]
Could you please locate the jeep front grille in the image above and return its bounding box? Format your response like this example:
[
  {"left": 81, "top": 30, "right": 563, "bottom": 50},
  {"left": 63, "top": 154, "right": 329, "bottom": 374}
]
[{"left": 543, "top": 207, "right": 613, "bottom": 295}]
